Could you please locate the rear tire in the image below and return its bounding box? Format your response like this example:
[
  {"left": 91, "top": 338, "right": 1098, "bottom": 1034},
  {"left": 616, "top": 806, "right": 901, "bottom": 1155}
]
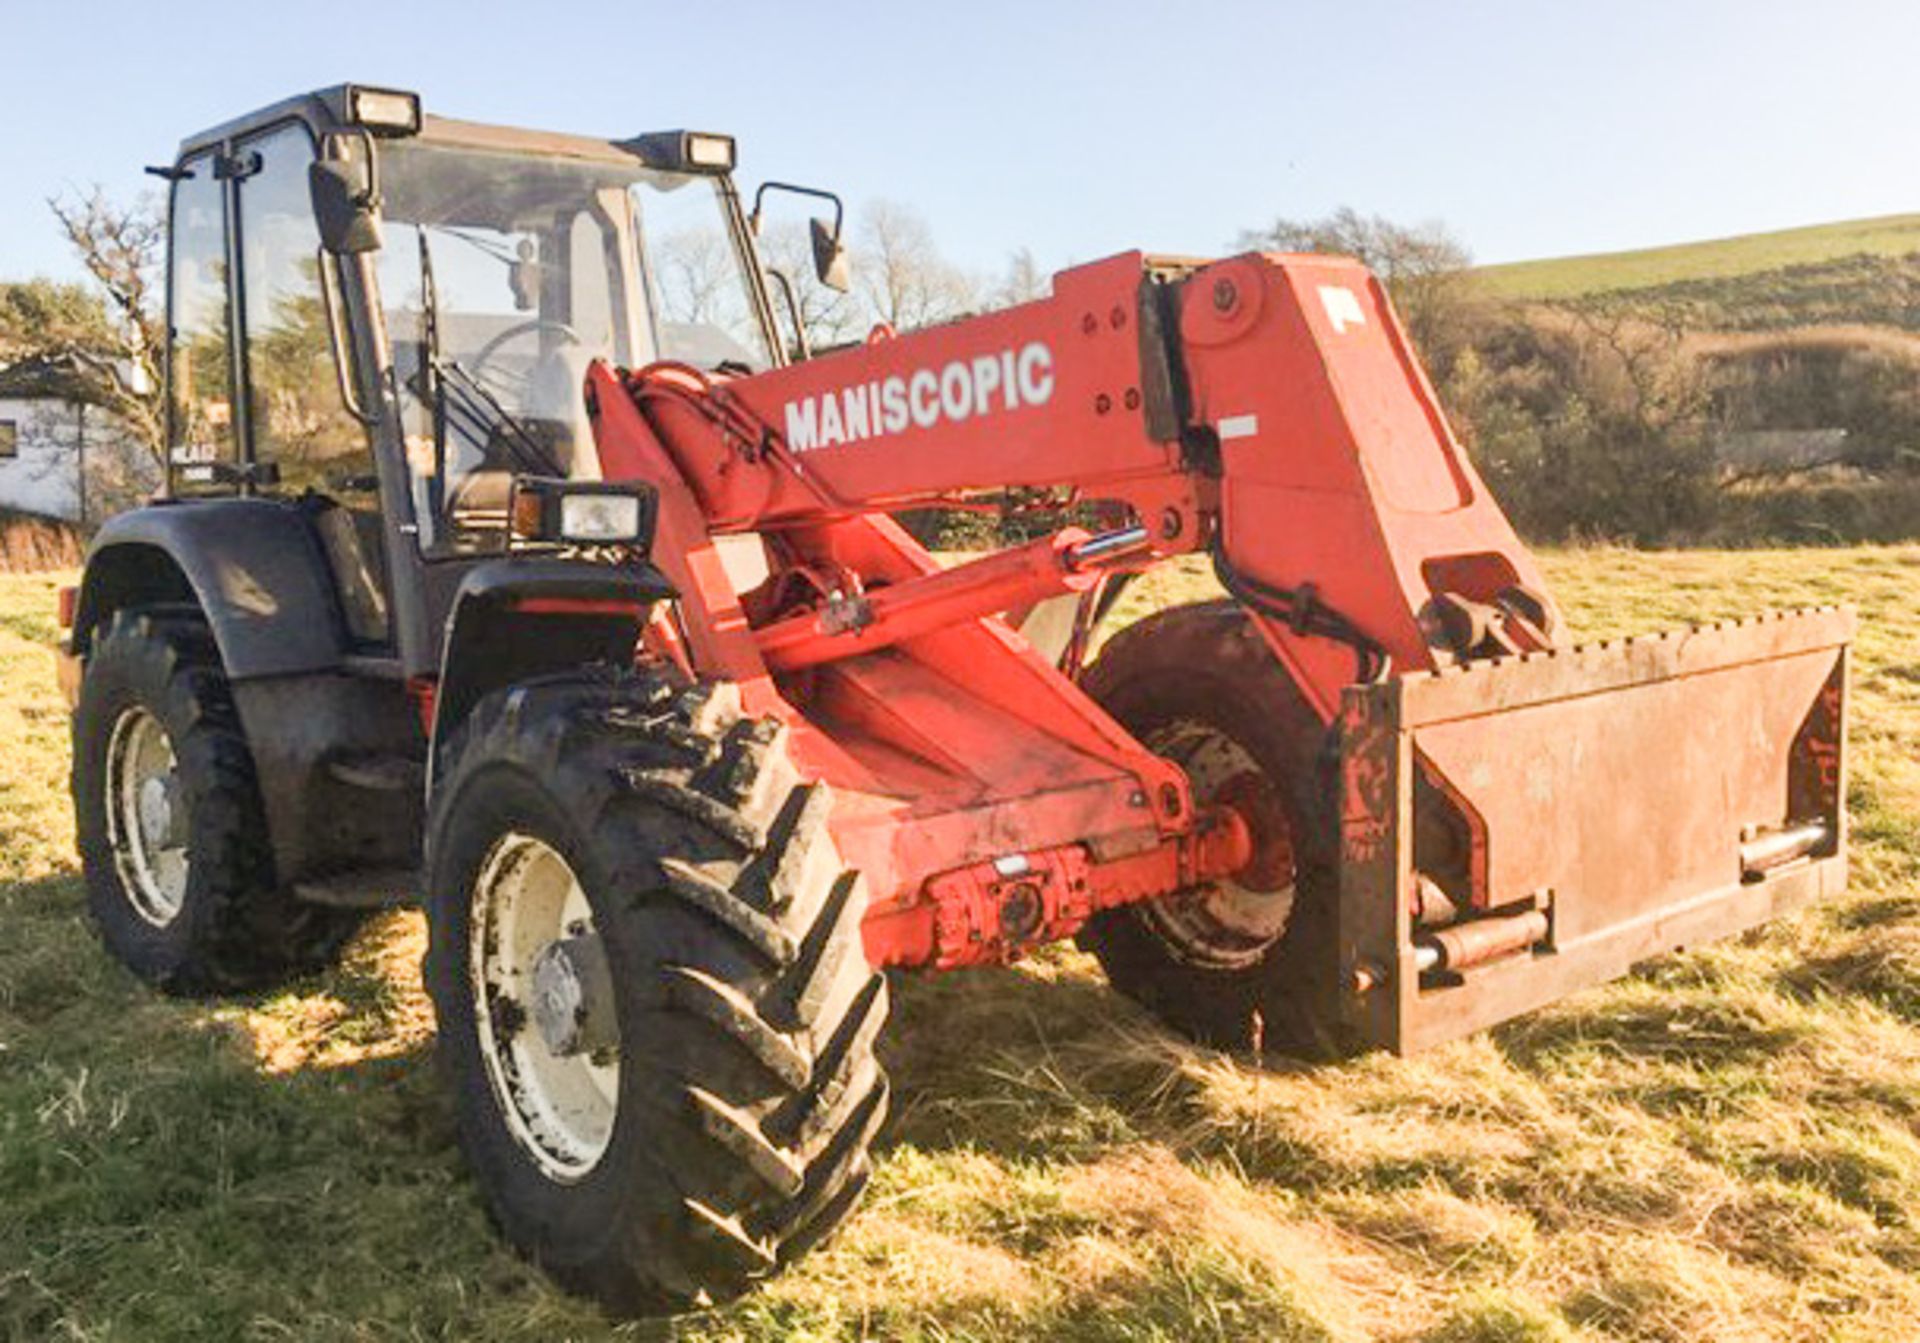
[
  {"left": 1078, "top": 601, "right": 1346, "bottom": 1056},
  {"left": 425, "top": 671, "right": 889, "bottom": 1314},
  {"left": 72, "top": 607, "right": 363, "bottom": 994}
]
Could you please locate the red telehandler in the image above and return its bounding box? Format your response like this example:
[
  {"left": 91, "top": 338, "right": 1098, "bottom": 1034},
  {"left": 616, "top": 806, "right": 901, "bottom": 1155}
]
[{"left": 58, "top": 87, "right": 1850, "bottom": 1312}]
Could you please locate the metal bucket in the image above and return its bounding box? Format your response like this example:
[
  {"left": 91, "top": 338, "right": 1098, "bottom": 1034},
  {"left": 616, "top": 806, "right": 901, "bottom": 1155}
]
[{"left": 1337, "top": 607, "right": 1851, "bottom": 1054}]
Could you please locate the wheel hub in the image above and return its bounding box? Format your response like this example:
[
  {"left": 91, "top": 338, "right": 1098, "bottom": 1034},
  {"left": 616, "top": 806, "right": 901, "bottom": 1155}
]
[
  {"left": 105, "top": 706, "right": 190, "bottom": 927},
  {"left": 469, "top": 832, "right": 621, "bottom": 1182},
  {"left": 1140, "top": 720, "right": 1298, "bottom": 969},
  {"left": 529, "top": 933, "right": 616, "bottom": 1059},
  {"left": 136, "top": 775, "right": 180, "bottom": 850}
]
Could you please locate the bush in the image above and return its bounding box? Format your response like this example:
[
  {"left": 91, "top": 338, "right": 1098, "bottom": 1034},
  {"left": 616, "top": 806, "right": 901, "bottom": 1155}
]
[
  {"left": 1710, "top": 475, "right": 1920, "bottom": 545},
  {"left": 1708, "top": 340, "right": 1920, "bottom": 476},
  {"left": 1444, "top": 310, "right": 1718, "bottom": 543}
]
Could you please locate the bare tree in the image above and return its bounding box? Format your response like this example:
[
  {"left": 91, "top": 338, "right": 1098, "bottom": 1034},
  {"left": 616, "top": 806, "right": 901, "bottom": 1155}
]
[
  {"left": 653, "top": 220, "right": 868, "bottom": 356},
  {"left": 43, "top": 189, "right": 167, "bottom": 466},
  {"left": 0, "top": 192, "right": 166, "bottom": 522},
  {"left": 987, "top": 248, "right": 1049, "bottom": 310},
  {"left": 758, "top": 219, "right": 865, "bottom": 349},
  {"left": 856, "top": 200, "right": 977, "bottom": 332},
  {"left": 1441, "top": 303, "right": 1716, "bottom": 542},
  {"left": 1239, "top": 207, "right": 1484, "bottom": 370},
  {"left": 1243, "top": 206, "right": 1468, "bottom": 278},
  {"left": 648, "top": 197, "right": 1017, "bottom": 355},
  {"left": 654, "top": 226, "right": 738, "bottom": 328}
]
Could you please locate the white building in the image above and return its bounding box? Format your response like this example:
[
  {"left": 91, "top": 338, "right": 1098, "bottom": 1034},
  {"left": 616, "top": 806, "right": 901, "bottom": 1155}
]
[{"left": 0, "top": 357, "right": 153, "bottom": 524}]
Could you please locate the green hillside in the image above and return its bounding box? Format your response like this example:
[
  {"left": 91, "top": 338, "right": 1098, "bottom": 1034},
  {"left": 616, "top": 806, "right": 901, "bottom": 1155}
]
[{"left": 1478, "top": 212, "right": 1920, "bottom": 302}]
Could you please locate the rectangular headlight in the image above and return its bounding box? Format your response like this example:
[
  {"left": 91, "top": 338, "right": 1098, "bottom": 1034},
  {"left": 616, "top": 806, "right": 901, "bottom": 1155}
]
[
  {"left": 511, "top": 478, "right": 658, "bottom": 550},
  {"left": 349, "top": 86, "right": 422, "bottom": 136},
  {"left": 559, "top": 492, "right": 643, "bottom": 544}
]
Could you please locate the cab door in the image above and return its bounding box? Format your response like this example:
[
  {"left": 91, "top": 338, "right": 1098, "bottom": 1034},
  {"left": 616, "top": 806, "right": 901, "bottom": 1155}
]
[{"left": 231, "top": 121, "right": 393, "bottom": 650}]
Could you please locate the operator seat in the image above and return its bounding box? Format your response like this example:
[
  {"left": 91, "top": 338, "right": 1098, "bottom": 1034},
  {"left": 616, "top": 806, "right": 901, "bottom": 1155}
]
[
  {"left": 524, "top": 341, "right": 601, "bottom": 481},
  {"left": 445, "top": 342, "right": 603, "bottom": 529}
]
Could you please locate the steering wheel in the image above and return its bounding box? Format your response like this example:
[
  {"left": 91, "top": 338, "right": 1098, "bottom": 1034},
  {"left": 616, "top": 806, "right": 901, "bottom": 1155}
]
[{"left": 467, "top": 319, "right": 584, "bottom": 402}]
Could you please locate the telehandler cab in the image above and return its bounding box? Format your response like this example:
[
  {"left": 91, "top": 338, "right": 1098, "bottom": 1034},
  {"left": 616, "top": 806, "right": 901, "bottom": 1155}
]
[{"left": 58, "top": 84, "right": 1851, "bottom": 1313}]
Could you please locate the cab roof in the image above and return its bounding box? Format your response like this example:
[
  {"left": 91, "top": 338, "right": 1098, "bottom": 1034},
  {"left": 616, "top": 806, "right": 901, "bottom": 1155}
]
[{"left": 174, "top": 83, "right": 680, "bottom": 171}]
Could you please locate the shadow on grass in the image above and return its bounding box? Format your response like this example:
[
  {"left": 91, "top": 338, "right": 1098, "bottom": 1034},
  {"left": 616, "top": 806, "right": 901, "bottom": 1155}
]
[
  {"left": 873, "top": 955, "right": 1370, "bottom": 1214},
  {"left": 1778, "top": 937, "right": 1920, "bottom": 1024},
  {"left": 5, "top": 882, "right": 1367, "bottom": 1338},
  {"left": 1831, "top": 895, "right": 1920, "bottom": 931},
  {"left": 18, "top": 867, "right": 1854, "bottom": 1341},
  {"left": 877, "top": 943, "right": 1826, "bottom": 1167},
  {"left": 0, "top": 605, "right": 58, "bottom": 647},
  {"left": 1492, "top": 992, "right": 1813, "bottom": 1072},
  {"left": 0, "top": 876, "right": 597, "bottom": 1341},
  {"left": 878, "top": 959, "right": 1211, "bottom": 1160}
]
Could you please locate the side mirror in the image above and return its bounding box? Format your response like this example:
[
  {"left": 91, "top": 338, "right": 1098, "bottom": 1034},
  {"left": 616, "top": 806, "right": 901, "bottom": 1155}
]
[
  {"left": 309, "top": 158, "right": 383, "bottom": 255},
  {"left": 751, "top": 182, "right": 851, "bottom": 291},
  {"left": 811, "top": 216, "right": 851, "bottom": 293}
]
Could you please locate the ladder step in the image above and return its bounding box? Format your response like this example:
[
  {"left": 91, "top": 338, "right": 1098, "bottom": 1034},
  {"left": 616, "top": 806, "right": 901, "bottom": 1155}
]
[
  {"left": 325, "top": 753, "right": 424, "bottom": 793},
  {"left": 293, "top": 868, "right": 417, "bottom": 909}
]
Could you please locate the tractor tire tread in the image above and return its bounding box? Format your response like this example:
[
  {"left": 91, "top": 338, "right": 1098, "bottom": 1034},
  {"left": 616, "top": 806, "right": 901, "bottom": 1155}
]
[
  {"left": 73, "top": 608, "right": 363, "bottom": 995},
  {"left": 425, "top": 666, "right": 888, "bottom": 1313},
  {"left": 1078, "top": 600, "right": 1346, "bottom": 1057}
]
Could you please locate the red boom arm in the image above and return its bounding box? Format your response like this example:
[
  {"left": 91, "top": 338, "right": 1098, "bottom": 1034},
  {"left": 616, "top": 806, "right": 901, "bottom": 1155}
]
[{"left": 582, "top": 250, "right": 1558, "bottom": 969}]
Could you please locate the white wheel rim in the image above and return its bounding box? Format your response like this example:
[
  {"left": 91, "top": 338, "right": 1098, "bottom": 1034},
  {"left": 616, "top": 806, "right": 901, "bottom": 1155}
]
[
  {"left": 469, "top": 832, "right": 620, "bottom": 1182},
  {"left": 104, "top": 706, "right": 190, "bottom": 927}
]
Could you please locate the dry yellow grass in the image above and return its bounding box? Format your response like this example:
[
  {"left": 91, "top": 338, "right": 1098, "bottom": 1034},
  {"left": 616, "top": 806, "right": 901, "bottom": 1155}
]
[{"left": 3, "top": 546, "right": 1920, "bottom": 1339}]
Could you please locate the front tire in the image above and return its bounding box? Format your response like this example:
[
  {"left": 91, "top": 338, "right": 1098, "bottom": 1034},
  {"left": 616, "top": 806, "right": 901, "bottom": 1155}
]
[
  {"left": 425, "top": 672, "right": 889, "bottom": 1314},
  {"left": 72, "top": 607, "right": 362, "bottom": 993},
  {"left": 1078, "top": 601, "right": 1346, "bottom": 1056}
]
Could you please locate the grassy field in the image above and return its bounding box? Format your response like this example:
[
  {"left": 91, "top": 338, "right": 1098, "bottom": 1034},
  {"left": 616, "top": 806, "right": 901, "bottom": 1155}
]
[
  {"left": 1475, "top": 213, "right": 1920, "bottom": 304},
  {"left": 4, "top": 547, "right": 1920, "bottom": 1340}
]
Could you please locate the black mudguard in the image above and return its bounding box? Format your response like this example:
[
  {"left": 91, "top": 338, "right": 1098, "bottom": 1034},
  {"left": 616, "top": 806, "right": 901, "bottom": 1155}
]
[
  {"left": 429, "top": 557, "right": 677, "bottom": 772},
  {"left": 74, "top": 499, "right": 348, "bottom": 679}
]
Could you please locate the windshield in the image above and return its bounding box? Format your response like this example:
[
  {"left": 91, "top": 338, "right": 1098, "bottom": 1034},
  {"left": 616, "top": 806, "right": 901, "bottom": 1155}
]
[{"left": 371, "top": 138, "right": 771, "bottom": 552}]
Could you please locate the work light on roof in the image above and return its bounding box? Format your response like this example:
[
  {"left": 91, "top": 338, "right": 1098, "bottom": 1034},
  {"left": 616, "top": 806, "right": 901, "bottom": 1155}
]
[
  {"left": 622, "top": 130, "right": 736, "bottom": 174},
  {"left": 347, "top": 86, "right": 421, "bottom": 136},
  {"left": 685, "top": 133, "right": 734, "bottom": 169}
]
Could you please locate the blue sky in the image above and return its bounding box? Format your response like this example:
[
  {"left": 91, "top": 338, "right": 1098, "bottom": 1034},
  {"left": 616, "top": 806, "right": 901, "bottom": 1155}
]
[{"left": 3, "top": 0, "right": 1916, "bottom": 285}]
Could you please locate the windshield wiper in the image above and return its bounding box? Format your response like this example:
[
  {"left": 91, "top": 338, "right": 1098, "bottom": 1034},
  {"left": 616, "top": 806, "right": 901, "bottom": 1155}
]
[
  {"left": 410, "top": 224, "right": 564, "bottom": 486},
  {"left": 436, "top": 358, "right": 566, "bottom": 479}
]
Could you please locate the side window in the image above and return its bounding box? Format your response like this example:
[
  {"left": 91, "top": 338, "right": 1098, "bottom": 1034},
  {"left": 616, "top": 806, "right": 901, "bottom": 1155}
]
[
  {"left": 168, "top": 157, "right": 236, "bottom": 483},
  {"left": 237, "top": 124, "right": 372, "bottom": 497}
]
